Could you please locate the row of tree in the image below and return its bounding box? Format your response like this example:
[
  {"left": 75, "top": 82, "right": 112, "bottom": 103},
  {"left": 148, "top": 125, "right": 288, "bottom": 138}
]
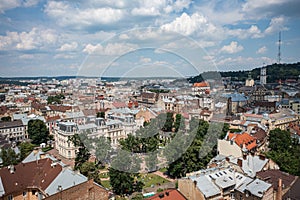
[{"left": 266, "top": 128, "right": 300, "bottom": 176}]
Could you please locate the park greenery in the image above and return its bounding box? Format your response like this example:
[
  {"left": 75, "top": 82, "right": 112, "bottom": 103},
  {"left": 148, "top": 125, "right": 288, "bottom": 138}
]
[
  {"left": 266, "top": 128, "right": 300, "bottom": 176},
  {"left": 47, "top": 94, "right": 65, "bottom": 104}
]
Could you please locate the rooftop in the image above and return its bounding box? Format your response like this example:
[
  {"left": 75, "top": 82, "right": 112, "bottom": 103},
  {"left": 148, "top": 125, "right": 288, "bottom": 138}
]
[
  {"left": 245, "top": 178, "right": 272, "bottom": 198},
  {"left": 146, "top": 189, "right": 187, "bottom": 200},
  {"left": 0, "top": 158, "right": 62, "bottom": 196}
]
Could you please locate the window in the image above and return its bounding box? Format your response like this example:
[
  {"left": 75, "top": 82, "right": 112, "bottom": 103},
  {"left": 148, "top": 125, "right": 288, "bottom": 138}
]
[
  {"left": 7, "top": 194, "right": 13, "bottom": 200},
  {"left": 23, "top": 191, "right": 27, "bottom": 197}
]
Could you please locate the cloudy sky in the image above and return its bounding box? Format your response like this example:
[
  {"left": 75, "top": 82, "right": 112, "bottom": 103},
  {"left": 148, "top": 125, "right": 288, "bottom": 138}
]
[{"left": 0, "top": 0, "right": 299, "bottom": 77}]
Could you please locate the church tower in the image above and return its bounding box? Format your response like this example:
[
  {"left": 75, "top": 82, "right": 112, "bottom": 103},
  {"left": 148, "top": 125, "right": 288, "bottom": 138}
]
[{"left": 260, "top": 67, "right": 267, "bottom": 85}]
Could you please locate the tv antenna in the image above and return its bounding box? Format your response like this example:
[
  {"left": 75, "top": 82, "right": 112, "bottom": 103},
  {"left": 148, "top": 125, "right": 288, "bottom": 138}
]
[{"left": 278, "top": 31, "right": 281, "bottom": 64}]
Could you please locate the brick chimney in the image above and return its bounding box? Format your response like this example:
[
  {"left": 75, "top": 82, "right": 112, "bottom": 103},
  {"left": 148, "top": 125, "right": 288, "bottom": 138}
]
[
  {"left": 276, "top": 178, "right": 282, "bottom": 200},
  {"left": 259, "top": 154, "right": 265, "bottom": 160},
  {"left": 237, "top": 158, "right": 243, "bottom": 168}
]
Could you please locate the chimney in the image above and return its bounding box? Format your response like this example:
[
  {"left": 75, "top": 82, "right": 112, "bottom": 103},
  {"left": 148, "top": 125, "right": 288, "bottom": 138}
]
[
  {"left": 33, "top": 147, "right": 39, "bottom": 155},
  {"left": 237, "top": 158, "right": 243, "bottom": 168},
  {"left": 40, "top": 152, "right": 46, "bottom": 159},
  {"left": 8, "top": 165, "right": 15, "bottom": 174},
  {"left": 276, "top": 178, "right": 282, "bottom": 200},
  {"left": 259, "top": 155, "right": 265, "bottom": 160}
]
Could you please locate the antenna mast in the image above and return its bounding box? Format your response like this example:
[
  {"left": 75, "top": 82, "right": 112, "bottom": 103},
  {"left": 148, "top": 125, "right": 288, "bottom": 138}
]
[{"left": 278, "top": 31, "right": 281, "bottom": 64}]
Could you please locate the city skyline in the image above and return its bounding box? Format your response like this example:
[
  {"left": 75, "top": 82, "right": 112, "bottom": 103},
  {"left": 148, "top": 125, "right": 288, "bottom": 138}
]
[{"left": 0, "top": 0, "right": 300, "bottom": 77}]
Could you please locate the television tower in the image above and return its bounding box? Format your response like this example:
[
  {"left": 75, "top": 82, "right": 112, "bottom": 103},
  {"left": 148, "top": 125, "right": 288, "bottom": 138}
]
[{"left": 278, "top": 31, "right": 281, "bottom": 64}]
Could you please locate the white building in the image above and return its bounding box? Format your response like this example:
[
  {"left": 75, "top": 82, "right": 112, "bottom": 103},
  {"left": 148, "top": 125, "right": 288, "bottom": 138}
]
[{"left": 54, "top": 122, "right": 78, "bottom": 159}]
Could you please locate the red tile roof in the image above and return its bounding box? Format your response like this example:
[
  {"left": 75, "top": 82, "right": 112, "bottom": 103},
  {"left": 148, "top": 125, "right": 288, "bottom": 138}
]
[
  {"left": 193, "top": 82, "right": 209, "bottom": 87},
  {"left": 112, "top": 102, "right": 127, "bottom": 108},
  {"left": 146, "top": 189, "right": 187, "bottom": 200},
  {"left": 228, "top": 132, "right": 257, "bottom": 150},
  {"left": 45, "top": 115, "right": 61, "bottom": 122},
  {"left": 0, "top": 158, "right": 62, "bottom": 196}
]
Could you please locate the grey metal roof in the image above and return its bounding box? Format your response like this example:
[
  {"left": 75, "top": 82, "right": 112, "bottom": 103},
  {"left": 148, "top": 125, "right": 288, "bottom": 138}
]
[
  {"left": 45, "top": 168, "right": 88, "bottom": 196},
  {"left": 245, "top": 178, "right": 272, "bottom": 198},
  {"left": 22, "top": 150, "right": 45, "bottom": 163},
  {"left": 235, "top": 173, "right": 254, "bottom": 192},
  {"left": 230, "top": 155, "right": 268, "bottom": 177},
  {"left": 65, "top": 111, "right": 85, "bottom": 119},
  {"left": 12, "top": 113, "right": 27, "bottom": 120},
  {"left": 77, "top": 123, "right": 97, "bottom": 131},
  {"left": 189, "top": 175, "right": 221, "bottom": 198}
]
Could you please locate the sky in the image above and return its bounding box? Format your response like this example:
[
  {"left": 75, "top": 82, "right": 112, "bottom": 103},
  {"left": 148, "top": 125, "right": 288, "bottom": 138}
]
[{"left": 0, "top": 0, "right": 300, "bottom": 77}]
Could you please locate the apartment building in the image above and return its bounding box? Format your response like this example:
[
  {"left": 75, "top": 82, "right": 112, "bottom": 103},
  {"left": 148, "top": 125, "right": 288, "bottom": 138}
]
[{"left": 0, "top": 120, "right": 26, "bottom": 142}]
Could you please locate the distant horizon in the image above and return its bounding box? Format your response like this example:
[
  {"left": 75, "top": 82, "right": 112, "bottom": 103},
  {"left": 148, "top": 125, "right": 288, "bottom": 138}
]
[{"left": 0, "top": 61, "right": 298, "bottom": 79}]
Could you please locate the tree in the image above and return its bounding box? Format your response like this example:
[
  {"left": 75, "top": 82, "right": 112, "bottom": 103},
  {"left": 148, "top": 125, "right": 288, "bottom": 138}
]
[
  {"left": 47, "top": 94, "right": 65, "bottom": 104},
  {"left": 162, "top": 112, "right": 174, "bottom": 132},
  {"left": 94, "top": 136, "right": 112, "bottom": 165},
  {"left": 0, "top": 148, "right": 18, "bottom": 166},
  {"left": 266, "top": 128, "right": 300, "bottom": 176},
  {"left": 109, "top": 168, "right": 144, "bottom": 196},
  {"left": 69, "top": 134, "right": 90, "bottom": 170},
  {"left": 269, "top": 128, "right": 292, "bottom": 151},
  {"left": 174, "top": 114, "right": 184, "bottom": 132},
  {"left": 167, "top": 120, "right": 228, "bottom": 178},
  {"left": 27, "top": 119, "right": 50, "bottom": 145},
  {"left": 96, "top": 111, "right": 105, "bottom": 118},
  {"left": 80, "top": 161, "right": 101, "bottom": 185},
  {"left": 19, "top": 142, "right": 35, "bottom": 161}
]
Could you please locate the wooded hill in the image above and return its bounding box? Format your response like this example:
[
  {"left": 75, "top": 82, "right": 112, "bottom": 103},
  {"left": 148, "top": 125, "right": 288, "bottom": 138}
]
[{"left": 188, "top": 62, "right": 300, "bottom": 83}]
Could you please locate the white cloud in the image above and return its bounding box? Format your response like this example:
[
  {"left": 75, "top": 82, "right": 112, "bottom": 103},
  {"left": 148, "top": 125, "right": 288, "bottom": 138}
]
[
  {"left": 57, "top": 42, "right": 78, "bottom": 52},
  {"left": 54, "top": 54, "right": 75, "bottom": 59},
  {"left": 0, "top": 0, "right": 21, "bottom": 13},
  {"left": 19, "top": 54, "right": 34, "bottom": 59},
  {"left": 242, "top": 0, "right": 284, "bottom": 13},
  {"left": 119, "top": 33, "right": 130, "bottom": 40},
  {"left": 131, "top": 0, "right": 166, "bottom": 16},
  {"left": 0, "top": 27, "right": 58, "bottom": 50},
  {"left": 0, "top": 0, "right": 40, "bottom": 13},
  {"left": 228, "top": 25, "right": 263, "bottom": 39},
  {"left": 164, "top": 0, "right": 192, "bottom": 13},
  {"left": 216, "top": 56, "right": 275, "bottom": 70},
  {"left": 256, "top": 46, "right": 267, "bottom": 54},
  {"left": 44, "top": 1, "right": 124, "bottom": 28},
  {"left": 264, "top": 16, "right": 288, "bottom": 34},
  {"left": 220, "top": 41, "right": 244, "bottom": 54},
  {"left": 83, "top": 42, "right": 138, "bottom": 55},
  {"left": 131, "top": 7, "right": 161, "bottom": 16},
  {"left": 161, "top": 12, "right": 218, "bottom": 37},
  {"left": 195, "top": 0, "right": 244, "bottom": 25},
  {"left": 203, "top": 55, "right": 215, "bottom": 61},
  {"left": 139, "top": 56, "right": 152, "bottom": 63},
  {"left": 23, "top": 0, "right": 39, "bottom": 7}
]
